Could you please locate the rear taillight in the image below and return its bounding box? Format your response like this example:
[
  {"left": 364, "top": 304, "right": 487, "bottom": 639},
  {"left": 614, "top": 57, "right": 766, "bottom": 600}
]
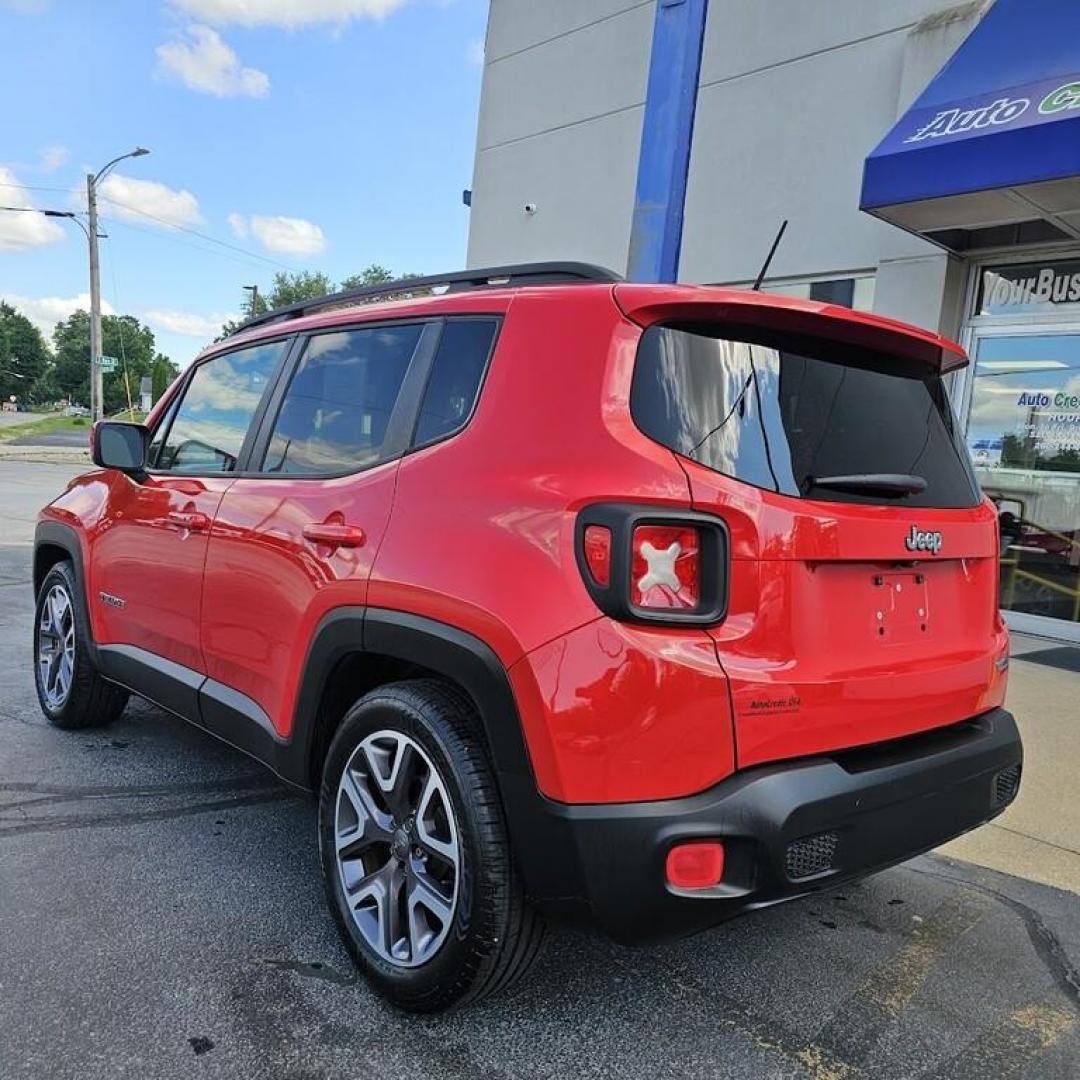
[
  {"left": 575, "top": 505, "right": 727, "bottom": 625},
  {"left": 631, "top": 525, "right": 700, "bottom": 609}
]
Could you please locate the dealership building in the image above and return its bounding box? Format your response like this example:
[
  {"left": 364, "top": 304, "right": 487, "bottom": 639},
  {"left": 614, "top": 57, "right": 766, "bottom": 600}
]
[{"left": 467, "top": 0, "right": 1080, "bottom": 641}]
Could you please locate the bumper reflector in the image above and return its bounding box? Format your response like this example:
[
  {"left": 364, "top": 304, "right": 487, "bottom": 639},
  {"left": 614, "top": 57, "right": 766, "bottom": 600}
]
[{"left": 665, "top": 841, "right": 725, "bottom": 889}]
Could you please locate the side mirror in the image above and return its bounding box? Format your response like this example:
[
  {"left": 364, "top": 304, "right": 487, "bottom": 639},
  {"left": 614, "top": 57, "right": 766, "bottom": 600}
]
[{"left": 92, "top": 421, "right": 150, "bottom": 473}]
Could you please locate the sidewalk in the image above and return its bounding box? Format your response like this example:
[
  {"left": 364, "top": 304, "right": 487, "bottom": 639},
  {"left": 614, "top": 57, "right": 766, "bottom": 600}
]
[
  {"left": 940, "top": 632, "right": 1080, "bottom": 894},
  {"left": 0, "top": 443, "right": 89, "bottom": 465}
]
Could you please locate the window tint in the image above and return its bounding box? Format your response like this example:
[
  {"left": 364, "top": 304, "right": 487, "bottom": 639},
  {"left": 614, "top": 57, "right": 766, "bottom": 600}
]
[
  {"left": 263, "top": 323, "right": 422, "bottom": 475},
  {"left": 631, "top": 325, "right": 980, "bottom": 509},
  {"left": 413, "top": 319, "right": 496, "bottom": 446},
  {"left": 155, "top": 340, "right": 285, "bottom": 474}
]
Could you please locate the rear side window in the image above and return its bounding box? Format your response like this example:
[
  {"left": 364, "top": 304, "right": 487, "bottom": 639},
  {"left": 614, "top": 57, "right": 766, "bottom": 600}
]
[
  {"left": 262, "top": 323, "right": 423, "bottom": 475},
  {"left": 631, "top": 324, "right": 980, "bottom": 508},
  {"left": 154, "top": 339, "right": 286, "bottom": 474},
  {"left": 413, "top": 319, "right": 497, "bottom": 446}
]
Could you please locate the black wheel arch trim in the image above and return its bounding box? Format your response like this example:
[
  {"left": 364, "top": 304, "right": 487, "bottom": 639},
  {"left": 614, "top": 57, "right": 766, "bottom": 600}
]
[
  {"left": 294, "top": 606, "right": 583, "bottom": 904},
  {"left": 35, "top": 520, "right": 87, "bottom": 593},
  {"left": 34, "top": 521, "right": 100, "bottom": 660}
]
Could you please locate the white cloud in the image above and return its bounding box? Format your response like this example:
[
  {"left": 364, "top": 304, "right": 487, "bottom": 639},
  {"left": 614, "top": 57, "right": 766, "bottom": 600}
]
[
  {"left": 39, "top": 145, "right": 68, "bottom": 173},
  {"left": 467, "top": 37, "right": 485, "bottom": 66},
  {"left": 0, "top": 293, "right": 114, "bottom": 338},
  {"left": 0, "top": 0, "right": 52, "bottom": 13},
  {"left": 172, "top": 0, "right": 408, "bottom": 29},
  {"left": 156, "top": 24, "right": 270, "bottom": 98},
  {"left": 97, "top": 173, "right": 203, "bottom": 229},
  {"left": 230, "top": 213, "right": 326, "bottom": 256},
  {"left": 0, "top": 167, "right": 66, "bottom": 251},
  {"left": 145, "top": 309, "right": 230, "bottom": 338}
]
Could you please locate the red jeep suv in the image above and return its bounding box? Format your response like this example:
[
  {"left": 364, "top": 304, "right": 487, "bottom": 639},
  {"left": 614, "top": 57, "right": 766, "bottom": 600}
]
[{"left": 34, "top": 263, "right": 1021, "bottom": 1011}]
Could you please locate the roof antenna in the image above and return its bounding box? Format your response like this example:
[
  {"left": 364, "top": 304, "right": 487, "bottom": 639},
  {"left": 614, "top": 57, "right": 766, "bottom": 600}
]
[{"left": 751, "top": 219, "right": 788, "bottom": 291}]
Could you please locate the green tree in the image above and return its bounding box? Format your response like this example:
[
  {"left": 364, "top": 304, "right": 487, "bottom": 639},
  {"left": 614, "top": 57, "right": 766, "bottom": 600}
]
[
  {"left": 219, "top": 270, "right": 334, "bottom": 338},
  {"left": 338, "top": 264, "right": 395, "bottom": 292},
  {"left": 50, "top": 310, "right": 92, "bottom": 405},
  {"left": 0, "top": 302, "right": 50, "bottom": 406},
  {"left": 339, "top": 265, "right": 430, "bottom": 302},
  {"left": 151, "top": 352, "right": 179, "bottom": 401},
  {"left": 266, "top": 270, "right": 333, "bottom": 309},
  {"left": 217, "top": 266, "right": 431, "bottom": 340},
  {"left": 51, "top": 310, "right": 177, "bottom": 415}
]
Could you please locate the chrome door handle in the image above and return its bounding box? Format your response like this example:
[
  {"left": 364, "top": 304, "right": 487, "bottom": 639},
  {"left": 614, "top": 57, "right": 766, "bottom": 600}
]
[{"left": 302, "top": 523, "right": 366, "bottom": 549}]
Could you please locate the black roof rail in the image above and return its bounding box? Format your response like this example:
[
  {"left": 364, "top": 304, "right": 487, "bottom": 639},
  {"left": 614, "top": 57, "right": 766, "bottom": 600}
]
[{"left": 229, "top": 261, "right": 621, "bottom": 336}]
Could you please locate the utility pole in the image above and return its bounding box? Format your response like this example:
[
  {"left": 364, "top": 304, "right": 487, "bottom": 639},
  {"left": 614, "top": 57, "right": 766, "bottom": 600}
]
[
  {"left": 243, "top": 284, "right": 260, "bottom": 318},
  {"left": 84, "top": 147, "right": 150, "bottom": 423},
  {"left": 87, "top": 173, "right": 103, "bottom": 422}
]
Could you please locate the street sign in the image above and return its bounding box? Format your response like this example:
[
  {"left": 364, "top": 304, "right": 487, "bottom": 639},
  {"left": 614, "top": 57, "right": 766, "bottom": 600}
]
[{"left": 99, "top": 355, "right": 118, "bottom": 373}]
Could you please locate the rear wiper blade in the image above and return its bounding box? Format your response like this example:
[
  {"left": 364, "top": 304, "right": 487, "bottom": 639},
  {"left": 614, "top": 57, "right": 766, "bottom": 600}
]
[{"left": 809, "top": 473, "right": 927, "bottom": 497}]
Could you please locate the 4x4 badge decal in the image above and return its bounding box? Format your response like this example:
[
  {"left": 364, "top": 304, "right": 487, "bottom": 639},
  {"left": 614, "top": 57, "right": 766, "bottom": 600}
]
[{"left": 905, "top": 526, "right": 942, "bottom": 555}]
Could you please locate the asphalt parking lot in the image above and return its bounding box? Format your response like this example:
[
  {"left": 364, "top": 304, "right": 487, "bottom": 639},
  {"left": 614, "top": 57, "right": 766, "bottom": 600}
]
[{"left": 1, "top": 461, "right": 1078, "bottom": 1080}]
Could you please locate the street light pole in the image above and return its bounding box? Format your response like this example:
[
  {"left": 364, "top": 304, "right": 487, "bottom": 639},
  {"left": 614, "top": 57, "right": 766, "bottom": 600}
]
[
  {"left": 86, "top": 173, "right": 103, "bottom": 423},
  {"left": 86, "top": 147, "right": 150, "bottom": 423}
]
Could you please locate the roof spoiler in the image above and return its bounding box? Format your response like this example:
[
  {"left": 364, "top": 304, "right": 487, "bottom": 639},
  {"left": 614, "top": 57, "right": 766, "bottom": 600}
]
[{"left": 613, "top": 284, "right": 968, "bottom": 372}]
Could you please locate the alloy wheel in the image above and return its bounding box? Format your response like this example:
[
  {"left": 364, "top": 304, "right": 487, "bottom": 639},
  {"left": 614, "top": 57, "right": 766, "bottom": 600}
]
[
  {"left": 37, "top": 583, "right": 75, "bottom": 710},
  {"left": 334, "top": 729, "right": 460, "bottom": 967}
]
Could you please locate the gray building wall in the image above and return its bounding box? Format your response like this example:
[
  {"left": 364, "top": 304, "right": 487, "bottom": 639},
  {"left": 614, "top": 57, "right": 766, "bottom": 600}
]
[{"left": 467, "top": 0, "right": 990, "bottom": 336}]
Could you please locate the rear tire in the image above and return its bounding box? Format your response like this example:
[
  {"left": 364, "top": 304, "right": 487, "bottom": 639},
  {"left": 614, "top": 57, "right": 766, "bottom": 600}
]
[
  {"left": 33, "top": 561, "right": 128, "bottom": 729},
  {"left": 318, "top": 679, "right": 544, "bottom": 1011}
]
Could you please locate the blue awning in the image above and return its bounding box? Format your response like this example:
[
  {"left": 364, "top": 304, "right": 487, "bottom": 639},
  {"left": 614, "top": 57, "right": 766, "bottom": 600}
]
[{"left": 861, "top": 0, "right": 1080, "bottom": 244}]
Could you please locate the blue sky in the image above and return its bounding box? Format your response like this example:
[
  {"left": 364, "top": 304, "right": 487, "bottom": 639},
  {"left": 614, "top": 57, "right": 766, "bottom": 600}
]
[{"left": 0, "top": 0, "right": 488, "bottom": 368}]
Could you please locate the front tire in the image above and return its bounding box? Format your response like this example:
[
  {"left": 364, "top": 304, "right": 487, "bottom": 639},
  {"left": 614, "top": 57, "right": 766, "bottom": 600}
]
[
  {"left": 33, "top": 561, "right": 128, "bottom": 729},
  {"left": 319, "top": 679, "right": 544, "bottom": 1011}
]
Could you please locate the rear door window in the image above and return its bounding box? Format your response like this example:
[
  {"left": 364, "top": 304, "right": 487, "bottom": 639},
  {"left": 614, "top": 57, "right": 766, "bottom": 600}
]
[
  {"left": 631, "top": 324, "right": 980, "bottom": 508},
  {"left": 262, "top": 323, "right": 423, "bottom": 475}
]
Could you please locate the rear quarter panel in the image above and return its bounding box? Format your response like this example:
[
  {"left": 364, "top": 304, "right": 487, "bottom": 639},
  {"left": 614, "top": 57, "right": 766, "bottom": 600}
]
[{"left": 368, "top": 288, "right": 693, "bottom": 666}]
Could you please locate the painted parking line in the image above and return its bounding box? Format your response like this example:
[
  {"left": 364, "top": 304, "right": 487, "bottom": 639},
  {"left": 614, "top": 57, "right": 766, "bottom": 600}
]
[
  {"left": 803, "top": 893, "right": 988, "bottom": 1068},
  {"left": 593, "top": 892, "right": 993, "bottom": 1080},
  {"left": 919, "top": 999, "right": 1076, "bottom": 1079}
]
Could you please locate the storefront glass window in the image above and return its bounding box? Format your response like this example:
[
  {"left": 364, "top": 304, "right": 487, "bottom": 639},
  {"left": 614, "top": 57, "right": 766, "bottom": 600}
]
[
  {"left": 761, "top": 275, "right": 875, "bottom": 312},
  {"left": 968, "top": 333, "right": 1080, "bottom": 626}
]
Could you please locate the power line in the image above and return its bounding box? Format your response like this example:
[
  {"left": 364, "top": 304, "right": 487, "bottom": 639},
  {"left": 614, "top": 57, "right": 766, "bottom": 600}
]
[
  {"left": 97, "top": 193, "right": 293, "bottom": 271},
  {"left": 101, "top": 214, "right": 288, "bottom": 274},
  {"left": 0, "top": 181, "right": 77, "bottom": 194},
  {"left": 2, "top": 185, "right": 294, "bottom": 274}
]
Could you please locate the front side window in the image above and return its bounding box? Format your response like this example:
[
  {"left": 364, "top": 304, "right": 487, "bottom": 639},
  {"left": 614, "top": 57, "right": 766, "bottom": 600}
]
[
  {"left": 631, "top": 324, "right": 980, "bottom": 509},
  {"left": 262, "top": 323, "right": 423, "bottom": 475},
  {"left": 154, "top": 340, "right": 286, "bottom": 473}
]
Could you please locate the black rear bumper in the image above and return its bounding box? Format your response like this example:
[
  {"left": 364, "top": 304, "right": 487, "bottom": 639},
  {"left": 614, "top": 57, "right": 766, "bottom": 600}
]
[{"left": 522, "top": 708, "right": 1022, "bottom": 943}]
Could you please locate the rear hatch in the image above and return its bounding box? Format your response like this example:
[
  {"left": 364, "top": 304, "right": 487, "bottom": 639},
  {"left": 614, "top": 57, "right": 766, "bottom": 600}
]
[{"left": 621, "top": 287, "right": 1009, "bottom": 769}]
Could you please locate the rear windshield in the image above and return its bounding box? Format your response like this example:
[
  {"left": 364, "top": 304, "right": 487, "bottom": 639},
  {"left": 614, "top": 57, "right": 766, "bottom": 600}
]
[{"left": 630, "top": 323, "right": 980, "bottom": 508}]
